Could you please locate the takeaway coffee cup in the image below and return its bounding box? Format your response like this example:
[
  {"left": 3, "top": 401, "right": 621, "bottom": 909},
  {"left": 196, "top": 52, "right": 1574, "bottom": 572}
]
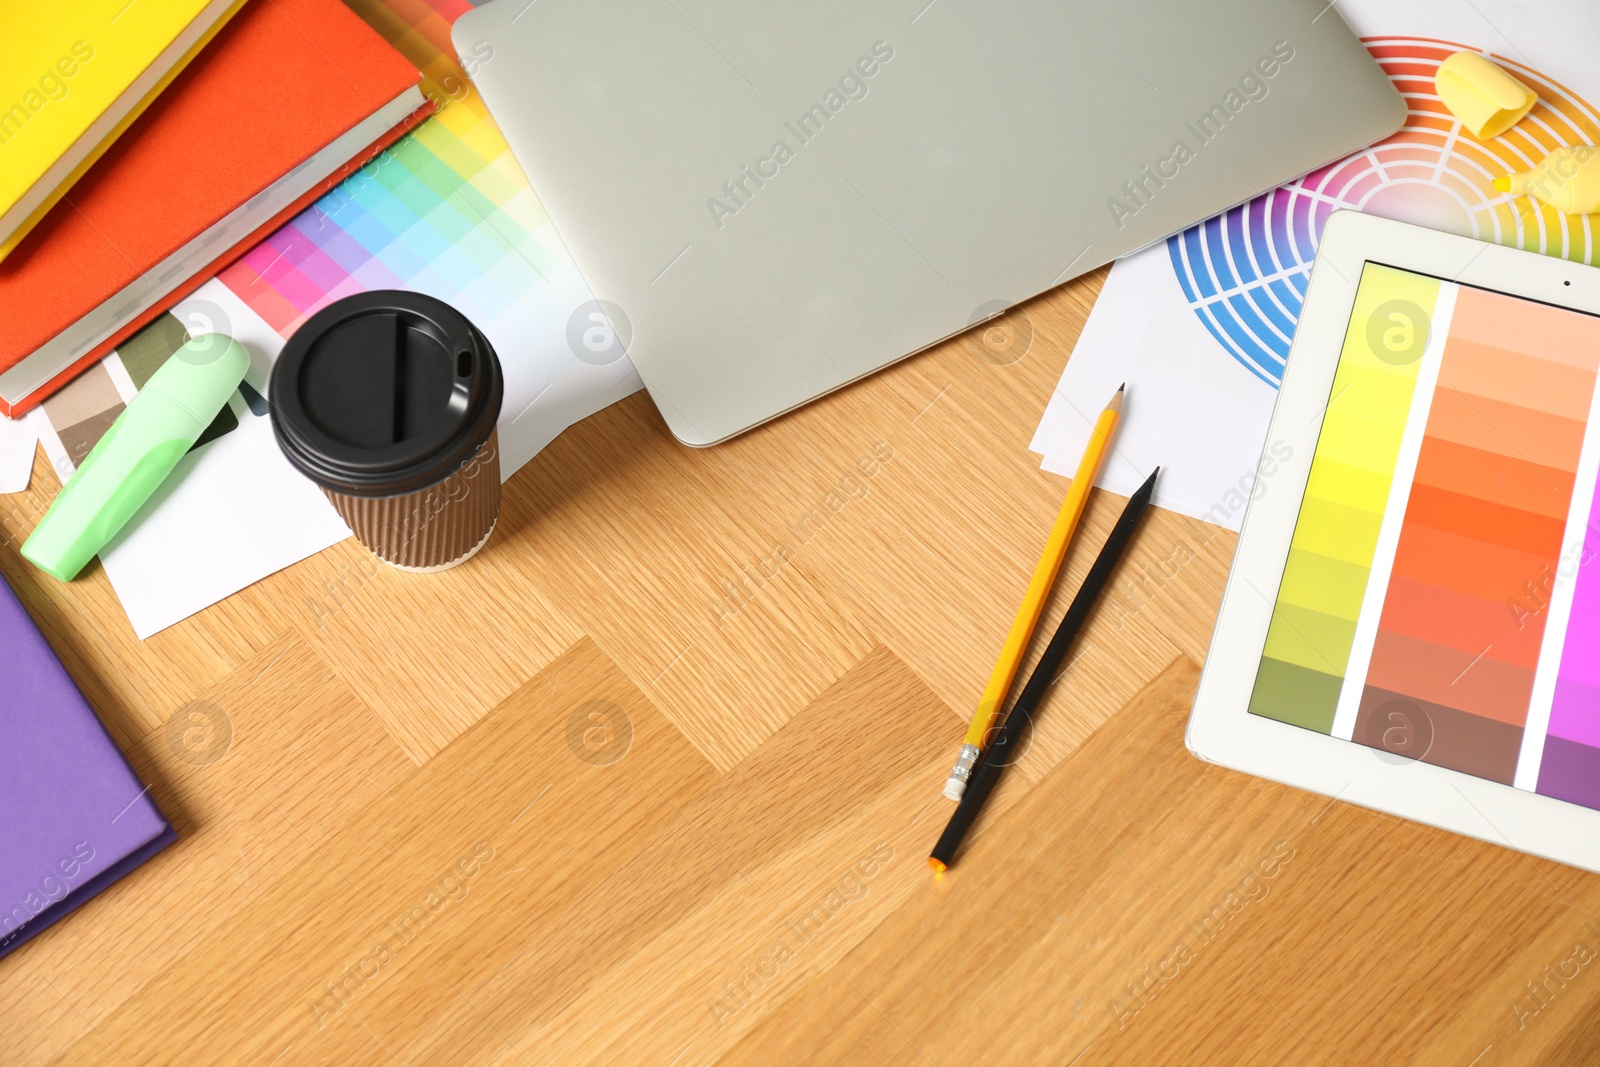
[{"left": 269, "top": 291, "right": 503, "bottom": 571}]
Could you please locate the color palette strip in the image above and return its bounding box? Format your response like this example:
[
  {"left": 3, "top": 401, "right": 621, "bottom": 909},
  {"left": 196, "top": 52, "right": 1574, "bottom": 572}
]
[
  {"left": 1247, "top": 265, "right": 1438, "bottom": 732},
  {"left": 39, "top": 362, "right": 125, "bottom": 471},
  {"left": 1539, "top": 489, "right": 1600, "bottom": 807},
  {"left": 1353, "top": 285, "right": 1600, "bottom": 782},
  {"left": 37, "top": 311, "right": 246, "bottom": 474}
]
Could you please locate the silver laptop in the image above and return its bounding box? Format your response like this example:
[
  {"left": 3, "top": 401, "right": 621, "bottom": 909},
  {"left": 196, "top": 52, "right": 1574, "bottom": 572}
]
[{"left": 455, "top": 0, "right": 1402, "bottom": 446}]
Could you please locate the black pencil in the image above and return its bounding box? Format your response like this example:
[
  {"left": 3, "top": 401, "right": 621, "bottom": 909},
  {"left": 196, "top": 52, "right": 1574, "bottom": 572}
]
[{"left": 929, "top": 467, "right": 1160, "bottom": 872}]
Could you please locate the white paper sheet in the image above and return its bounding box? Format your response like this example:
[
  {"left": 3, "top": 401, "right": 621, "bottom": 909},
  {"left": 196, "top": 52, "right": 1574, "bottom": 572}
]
[{"left": 0, "top": 410, "right": 40, "bottom": 494}]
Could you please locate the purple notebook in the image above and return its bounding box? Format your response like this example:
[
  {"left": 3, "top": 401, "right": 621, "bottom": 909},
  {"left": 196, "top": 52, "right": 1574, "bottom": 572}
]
[{"left": 0, "top": 573, "right": 174, "bottom": 959}]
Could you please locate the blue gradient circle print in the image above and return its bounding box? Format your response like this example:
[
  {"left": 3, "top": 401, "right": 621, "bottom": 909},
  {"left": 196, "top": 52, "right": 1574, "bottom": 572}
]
[
  {"left": 1167, "top": 191, "right": 1315, "bottom": 387},
  {"left": 1167, "top": 37, "right": 1600, "bottom": 388}
]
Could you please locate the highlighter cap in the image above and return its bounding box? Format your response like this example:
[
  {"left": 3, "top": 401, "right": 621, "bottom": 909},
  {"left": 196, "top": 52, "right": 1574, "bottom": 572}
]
[
  {"left": 269, "top": 291, "right": 503, "bottom": 497},
  {"left": 1434, "top": 51, "right": 1537, "bottom": 139},
  {"left": 154, "top": 332, "right": 253, "bottom": 419}
]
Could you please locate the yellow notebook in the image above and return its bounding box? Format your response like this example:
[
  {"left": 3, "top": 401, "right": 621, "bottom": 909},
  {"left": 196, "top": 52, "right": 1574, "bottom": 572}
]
[{"left": 0, "top": 0, "right": 250, "bottom": 264}]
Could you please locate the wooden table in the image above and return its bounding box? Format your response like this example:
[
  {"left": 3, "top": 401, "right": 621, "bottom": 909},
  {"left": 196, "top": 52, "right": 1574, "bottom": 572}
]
[{"left": 4, "top": 268, "right": 1598, "bottom": 1065}]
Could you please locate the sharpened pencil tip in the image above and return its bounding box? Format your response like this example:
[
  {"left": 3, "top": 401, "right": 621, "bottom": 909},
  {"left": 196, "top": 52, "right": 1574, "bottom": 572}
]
[{"left": 1107, "top": 385, "right": 1125, "bottom": 414}]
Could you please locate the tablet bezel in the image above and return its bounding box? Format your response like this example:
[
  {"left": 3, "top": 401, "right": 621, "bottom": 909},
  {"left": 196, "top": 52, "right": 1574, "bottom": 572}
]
[{"left": 1188, "top": 209, "right": 1600, "bottom": 873}]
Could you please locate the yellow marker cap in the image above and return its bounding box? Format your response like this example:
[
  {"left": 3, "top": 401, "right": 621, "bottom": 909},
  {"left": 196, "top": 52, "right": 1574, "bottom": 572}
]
[{"left": 1435, "top": 51, "right": 1537, "bottom": 139}]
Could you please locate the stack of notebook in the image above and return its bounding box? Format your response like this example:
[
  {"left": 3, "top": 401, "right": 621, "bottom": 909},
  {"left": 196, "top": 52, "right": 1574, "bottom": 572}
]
[
  {"left": 0, "top": 571, "right": 175, "bottom": 959},
  {"left": 0, "top": 0, "right": 432, "bottom": 416},
  {"left": 0, "top": 0, "right": 249, "bottom": 262}
]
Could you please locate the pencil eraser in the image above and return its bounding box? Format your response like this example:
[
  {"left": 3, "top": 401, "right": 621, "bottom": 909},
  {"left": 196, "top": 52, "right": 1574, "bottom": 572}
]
[{"left": 1435, "top": 52, "right": 1536, "bottom": 139}]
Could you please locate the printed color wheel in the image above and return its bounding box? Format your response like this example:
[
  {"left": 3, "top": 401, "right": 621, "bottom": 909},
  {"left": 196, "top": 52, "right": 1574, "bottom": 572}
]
[{"left": 1168, "top": 38, "right": 1600, "bottom": 387}]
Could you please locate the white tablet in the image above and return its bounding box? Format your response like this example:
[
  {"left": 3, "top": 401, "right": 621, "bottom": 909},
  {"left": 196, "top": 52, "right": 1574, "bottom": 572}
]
[{"left": 1189, "top": 210, "right": 1600, "bottom": 873}]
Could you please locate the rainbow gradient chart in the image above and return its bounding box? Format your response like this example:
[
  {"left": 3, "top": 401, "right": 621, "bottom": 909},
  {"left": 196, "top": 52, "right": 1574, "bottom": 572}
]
[
  {"left": 1170, "top": 38, "right": 1600, "bottom": 387},
  {"left": 218, "top": 0, "right": 609, "bottom": 443},
  {"left": 222, "top": 0, "right": 552, "bottom": 334}
]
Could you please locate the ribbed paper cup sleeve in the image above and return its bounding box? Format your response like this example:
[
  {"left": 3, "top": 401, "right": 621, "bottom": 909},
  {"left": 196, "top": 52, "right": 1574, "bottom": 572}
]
[{"left": 322, "top": 432, "right": 501, "bottom": 572}]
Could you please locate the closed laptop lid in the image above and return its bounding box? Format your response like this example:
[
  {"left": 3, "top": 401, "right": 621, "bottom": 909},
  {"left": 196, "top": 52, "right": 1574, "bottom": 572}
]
[{"left": 456, "top": 0, "right": 1403, "bottom": 445}]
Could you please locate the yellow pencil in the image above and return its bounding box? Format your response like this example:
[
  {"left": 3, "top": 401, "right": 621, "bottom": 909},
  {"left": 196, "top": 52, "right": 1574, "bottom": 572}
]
[{"left": 942, "top": 383, "right": 1125, "bottom": 801}]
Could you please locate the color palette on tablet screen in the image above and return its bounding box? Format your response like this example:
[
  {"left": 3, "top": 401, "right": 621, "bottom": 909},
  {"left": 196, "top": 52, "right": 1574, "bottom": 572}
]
[
  {"left": 1542, "top": 517, "right": 1600, "bottom": 809},
  {"left": 1247, "top": 265, "right": 1436, "bottom": 734},
  {"left": 1250, "top": 263, "right": 1600, "bottom": 811}
]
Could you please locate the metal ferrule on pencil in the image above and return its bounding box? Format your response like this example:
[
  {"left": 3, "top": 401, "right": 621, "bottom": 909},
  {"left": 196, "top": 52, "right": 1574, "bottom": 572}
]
[{"left": 943, "top": 743, "right": 982, "bottom": 801}]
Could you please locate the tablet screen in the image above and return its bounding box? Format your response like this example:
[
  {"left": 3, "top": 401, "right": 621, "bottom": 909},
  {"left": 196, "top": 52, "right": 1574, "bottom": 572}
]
[{"left": 1248, "top": 263, "right": 1600, "bottom": 811}]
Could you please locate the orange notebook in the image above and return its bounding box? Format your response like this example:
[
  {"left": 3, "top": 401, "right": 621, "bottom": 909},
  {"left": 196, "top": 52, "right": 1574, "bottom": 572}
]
[{"left": 0, "top": 0, "right": 432, "bottom": 417}]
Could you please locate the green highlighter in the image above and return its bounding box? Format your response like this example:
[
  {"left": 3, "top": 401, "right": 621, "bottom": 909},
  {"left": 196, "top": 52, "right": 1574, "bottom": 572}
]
[{"left": 23, "top": 333, "right": 251, "bottom": 581}]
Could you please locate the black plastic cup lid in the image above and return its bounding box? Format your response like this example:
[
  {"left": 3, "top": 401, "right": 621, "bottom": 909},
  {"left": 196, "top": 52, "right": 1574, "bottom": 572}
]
[{"left": 269, "top": 291, "right": 504, "bottom": 497}]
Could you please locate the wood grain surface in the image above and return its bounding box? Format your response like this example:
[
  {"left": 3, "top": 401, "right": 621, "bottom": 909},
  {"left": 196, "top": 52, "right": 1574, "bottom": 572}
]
[{"left": 2, "top": 268, "right": 1598, "bottom": 1065}]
